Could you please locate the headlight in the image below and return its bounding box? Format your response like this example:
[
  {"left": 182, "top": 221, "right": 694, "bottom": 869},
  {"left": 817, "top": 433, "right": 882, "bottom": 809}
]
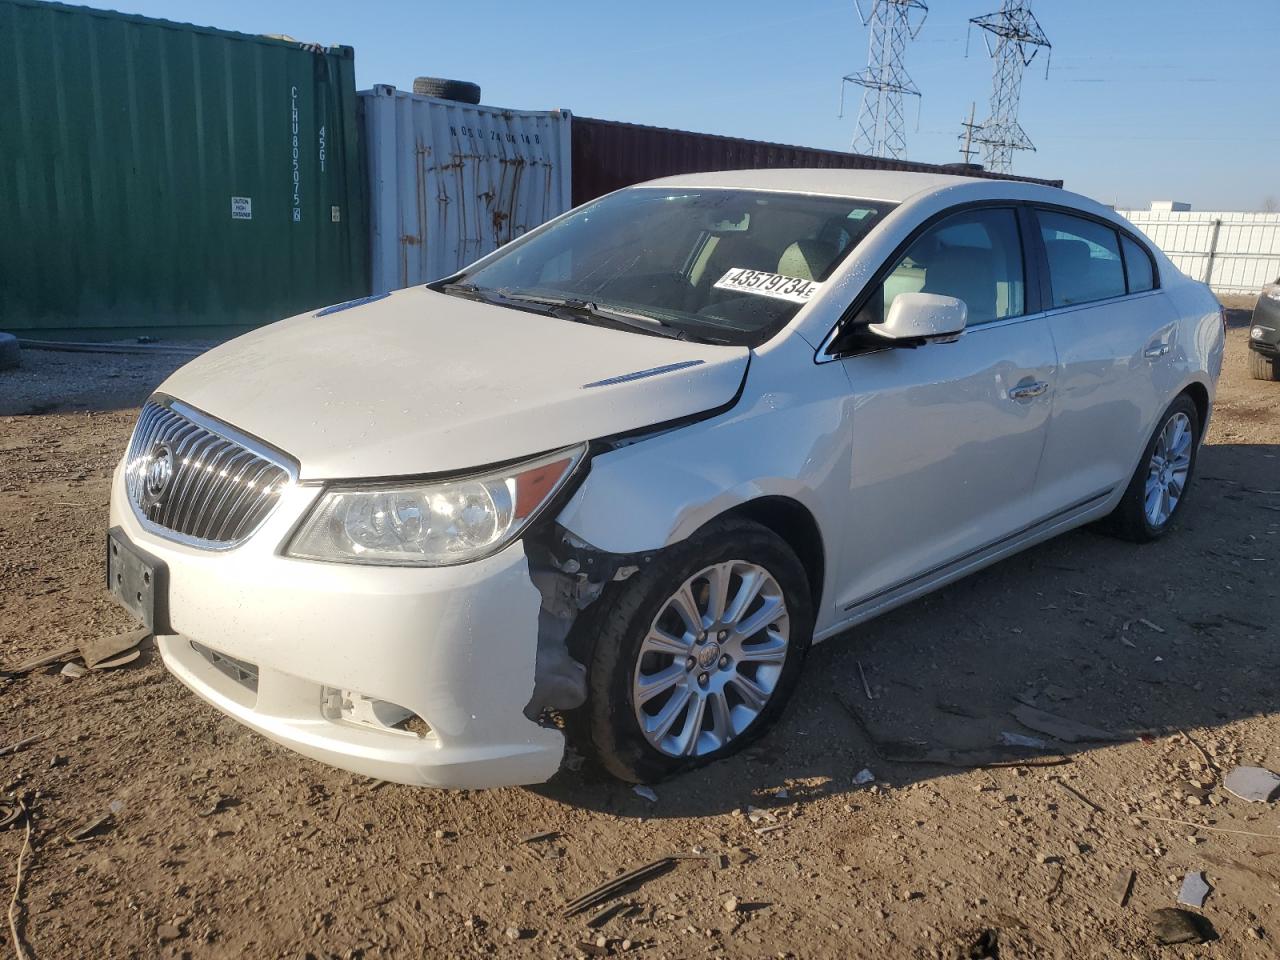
[
  {"left": 286, "top": 444, "right": 586, "bottom": 566},
  {"left": 1252, "top": 326, "right": 1267, "bottom": 340}
]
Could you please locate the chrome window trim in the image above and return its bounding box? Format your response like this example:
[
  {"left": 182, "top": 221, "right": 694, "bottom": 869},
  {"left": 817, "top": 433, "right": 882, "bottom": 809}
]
[{"left": 815, "top": 275, "right": 1167, "bottom": 363}]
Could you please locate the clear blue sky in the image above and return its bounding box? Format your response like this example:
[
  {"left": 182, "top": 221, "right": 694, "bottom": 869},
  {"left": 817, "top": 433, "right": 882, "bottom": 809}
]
[{"left": 91, "top": 0, "right": 1278, "bottom": 211}]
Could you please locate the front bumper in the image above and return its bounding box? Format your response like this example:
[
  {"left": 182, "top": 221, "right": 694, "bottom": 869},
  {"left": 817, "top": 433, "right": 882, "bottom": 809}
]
[
  {"left": 108, "top": 460, "right": 563, "bottom": 788},
  {"left": 1251, "top": 293, "right": 1280, "bottom": 356}
]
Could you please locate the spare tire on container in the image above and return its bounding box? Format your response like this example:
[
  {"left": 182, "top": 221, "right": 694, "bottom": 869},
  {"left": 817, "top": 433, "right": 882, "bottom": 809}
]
[{"left": 412, "top": 77, "right": 481, "bottom": 104}]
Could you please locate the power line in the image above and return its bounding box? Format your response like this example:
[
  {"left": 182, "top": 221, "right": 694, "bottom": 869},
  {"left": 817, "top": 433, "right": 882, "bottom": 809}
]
[
  {"left": 967, "top": 0, "right": 1051, "bottom": 173},
  {"left": 841, "top": 0, "right": 928, "bottom": 160}
]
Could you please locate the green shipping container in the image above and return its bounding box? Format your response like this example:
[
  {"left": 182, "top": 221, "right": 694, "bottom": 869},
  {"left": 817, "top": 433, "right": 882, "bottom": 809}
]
[{"left": 0, "top": 0, "right": 368, "bottom": 339}]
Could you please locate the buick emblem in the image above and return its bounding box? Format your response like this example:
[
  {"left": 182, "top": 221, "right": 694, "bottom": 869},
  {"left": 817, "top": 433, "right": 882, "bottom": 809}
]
[{"left": 142, "top": 441, "right": 176, "bottom": 505}]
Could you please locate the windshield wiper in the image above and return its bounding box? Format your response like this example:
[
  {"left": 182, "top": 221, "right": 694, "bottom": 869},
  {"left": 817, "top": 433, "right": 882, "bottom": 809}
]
[
  {"left": 439, "top": 281, "right": 490, "bottom": 301},
  {"left": 494, "top": 292, "right": 694, "bottom": 340},
  {"left": 440, "top": 284, "right": 718, "bottom": 342}
]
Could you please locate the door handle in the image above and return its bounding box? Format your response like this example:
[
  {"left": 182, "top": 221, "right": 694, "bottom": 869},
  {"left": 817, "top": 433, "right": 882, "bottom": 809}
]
[
  {"left": 1143, "top": 342, "right": 1171, "bottom": 359},
  {"left": 1008, "top": 379, "right": 1049, "bottom": 402}
]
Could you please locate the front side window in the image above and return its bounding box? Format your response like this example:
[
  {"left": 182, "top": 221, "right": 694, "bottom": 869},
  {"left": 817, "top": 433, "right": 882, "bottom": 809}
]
[
  {"left": 453, "top": 189, "right": 895, "bottom": 347},
  {"left": 1038, "top": 210, "right": 1126, "bottom": 307},
  {"left": 855, "top": 207, "right": 1026, "bottom": 327}
]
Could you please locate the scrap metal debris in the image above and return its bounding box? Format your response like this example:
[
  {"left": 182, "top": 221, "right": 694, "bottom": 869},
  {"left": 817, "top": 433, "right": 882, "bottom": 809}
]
[
  {"left": 79, "top": 628, "right": 149, "bottom": 669},
  {"left": 563, "top": 855, "right": 705, "bottom": 918},
  {"left": 631, "top": 785, "right": 657, "bottom": 803},
  {"left": 2, "top": 629, "right": 147, "bottom": 678},
  {"left": 1010, "top": 704, "right": 1122, "bottom": 744},
  {"left": 2, "top": 642, "right": 79, "bottom": 676},
  {"left": 89, "top": 649, "right": 141, "bottom": 670},
  {"left": 857, "top": 660, "right": 876, "bottom": 700},
  {"left": 1052, "top": 778, "right": 1103, "bottom": 814},
  {"left": 1149, "top": 907, "right": 1216, "bottom": 945},
  {"left": 519, "top": 830, "right": 560, "bottom": 845},
  {"left": 1177, "top": 871, "right": 1212, "bottom": 909},
  {"left": 1223, "top": 766, "right": 1280, "bottom": 803},
  {"left": 585, "top": 900, "right": 638, "bottom": 929},
  {"left": 59, "top": 662, "right": 87, "bottom": 679},
  {"left": 66, "top": 813, "right": 113, "bottom": 844},
  {"left": 1110, "top": 868, "right": 1135, "bottom": 908}
]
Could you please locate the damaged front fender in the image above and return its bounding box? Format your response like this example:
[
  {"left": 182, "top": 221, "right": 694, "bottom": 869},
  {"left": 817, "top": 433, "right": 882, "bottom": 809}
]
[{"left": 522, "top": 527, "right": 657, "bottom": 721}]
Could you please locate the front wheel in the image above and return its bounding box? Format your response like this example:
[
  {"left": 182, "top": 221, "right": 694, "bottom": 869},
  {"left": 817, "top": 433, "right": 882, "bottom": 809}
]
[
  {"left": 1101, "top": 394, "right": 1201, "bottom": 543},
  {"left": 574, "top": 517, "right": 813, "bottom": 783},
  {"left": 1249, "top": 349, "right": 1280, "bottom": 381}
]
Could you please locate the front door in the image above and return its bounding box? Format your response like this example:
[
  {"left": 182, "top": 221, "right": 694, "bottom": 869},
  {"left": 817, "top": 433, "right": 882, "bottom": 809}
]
[{"left": 832, "top": 206, "right": 1059, "bottom": 614}]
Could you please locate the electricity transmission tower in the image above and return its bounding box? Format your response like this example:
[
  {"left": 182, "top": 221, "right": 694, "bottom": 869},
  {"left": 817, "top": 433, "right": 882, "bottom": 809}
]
[
  {"left": 968, "top": 0, "right": 1051, "bottom": 173},
  {"left": 841, "top": 0, "right": 928, "bottom": 160}
]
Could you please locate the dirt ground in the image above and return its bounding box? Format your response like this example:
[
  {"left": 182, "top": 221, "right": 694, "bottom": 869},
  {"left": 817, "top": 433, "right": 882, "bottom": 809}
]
[{"left": 2, "top": 298, "right": 1278, "bottom": 960}]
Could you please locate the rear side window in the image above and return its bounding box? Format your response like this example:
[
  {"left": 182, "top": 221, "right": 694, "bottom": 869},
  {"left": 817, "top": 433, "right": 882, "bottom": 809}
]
[
  {"left": 1037, "top": 211, "right": 1126, "bottom": 307},
  {"left": 857, "top": 207, "right": 1026, "bottom": 327},
  {"left": 1121, "top": 235, "right": 1155, "bottom": 293}
]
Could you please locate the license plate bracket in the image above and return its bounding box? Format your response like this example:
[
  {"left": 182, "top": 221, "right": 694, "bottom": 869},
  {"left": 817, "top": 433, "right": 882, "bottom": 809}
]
[{"left": 106, "top": 527, "right": 169, "bottom": 633}]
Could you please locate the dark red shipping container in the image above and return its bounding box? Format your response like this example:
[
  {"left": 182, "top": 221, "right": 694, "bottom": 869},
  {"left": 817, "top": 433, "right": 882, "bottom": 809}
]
[{"left": 570, "top": 116, "right": 1063, "bottom": 207}]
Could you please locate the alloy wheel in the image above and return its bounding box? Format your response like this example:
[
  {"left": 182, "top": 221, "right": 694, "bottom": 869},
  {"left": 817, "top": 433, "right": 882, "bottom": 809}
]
[
  {"left": 631, "top": 560, "right": 791, "bottom": 758},
  {"left": 1144, "top": 411, "right": 1193, "bottom": 528}
]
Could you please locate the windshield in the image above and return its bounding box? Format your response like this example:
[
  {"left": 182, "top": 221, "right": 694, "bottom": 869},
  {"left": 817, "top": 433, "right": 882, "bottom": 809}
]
[{"left": 450, "top": 188, "right": 895, "bottom": 346}]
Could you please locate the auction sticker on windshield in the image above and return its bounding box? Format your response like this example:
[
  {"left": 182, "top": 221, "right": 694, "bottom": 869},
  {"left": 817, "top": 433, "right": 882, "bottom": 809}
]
[{"left": 714, "top": 268, "right": 822, "bottom": 304}]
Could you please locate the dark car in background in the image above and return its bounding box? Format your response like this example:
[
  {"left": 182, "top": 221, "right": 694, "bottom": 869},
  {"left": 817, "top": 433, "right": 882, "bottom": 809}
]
[{"left": 1250, "top": 280, "right": 1280, "bottom": 380}]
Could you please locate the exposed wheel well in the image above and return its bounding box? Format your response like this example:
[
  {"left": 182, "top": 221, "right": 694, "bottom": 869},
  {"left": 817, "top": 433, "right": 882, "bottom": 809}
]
[
  {"left": 723, "top": 497, "right": 825, "bottom": 612},
  {"left": 1181, "top": 381, "right": 1209, "bottom": 430}
]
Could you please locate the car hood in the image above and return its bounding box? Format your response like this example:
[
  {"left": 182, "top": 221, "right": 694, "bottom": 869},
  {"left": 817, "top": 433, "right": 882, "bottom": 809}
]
[{"left": 158, "top": 287, "right": 749, "bottom": 480}]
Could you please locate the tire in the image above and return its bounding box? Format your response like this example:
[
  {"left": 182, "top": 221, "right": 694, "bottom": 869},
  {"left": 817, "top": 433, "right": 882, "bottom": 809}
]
[
  {"left": 411, "top": 76, "right": 481, "bottom": 104},
  {"left": 1101, "top": 393, "right": 1201, "bottom": 543},
  {"left": 572, "top": 517, "right": 813, "bottom": 783},
  {"left": 1249, "top": 349, "right": 1280, "bottom": 381}
]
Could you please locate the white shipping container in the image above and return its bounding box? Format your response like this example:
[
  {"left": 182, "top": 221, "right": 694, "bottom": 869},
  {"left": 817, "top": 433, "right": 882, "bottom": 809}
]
[{"left": 359, "top": 85, "right": 572, "bottom": 293}]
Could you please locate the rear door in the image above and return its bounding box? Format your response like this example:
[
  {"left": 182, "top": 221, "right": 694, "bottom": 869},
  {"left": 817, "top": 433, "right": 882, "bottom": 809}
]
[
  {"left": 1030, "top": 209, "right": 1177, "bottom": 511},
  {"left": 833, "top": 206, "right": 1060, "bottom": 613}
]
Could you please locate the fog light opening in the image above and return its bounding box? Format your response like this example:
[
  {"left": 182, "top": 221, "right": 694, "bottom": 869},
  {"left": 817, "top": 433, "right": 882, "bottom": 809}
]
[{"left": 322, "top": 688, "right": 432, "bottom": 739}]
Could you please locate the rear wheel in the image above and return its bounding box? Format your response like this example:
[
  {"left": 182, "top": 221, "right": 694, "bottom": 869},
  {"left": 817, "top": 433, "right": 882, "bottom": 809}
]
[
  {"left": 1101, "top": 394, "right": 1201, "bottom": 543},
  {"left": 575, "top": 517, "right": 812, "bottom": 783},
  {"left": 1249, "top": 349, "right": 1280, "bottom": 381}
]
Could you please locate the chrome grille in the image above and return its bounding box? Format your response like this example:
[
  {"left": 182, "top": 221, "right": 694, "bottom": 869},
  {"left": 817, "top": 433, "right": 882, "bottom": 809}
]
[{"left": 124, "top": 398, "right": 295, "bottom": 548}]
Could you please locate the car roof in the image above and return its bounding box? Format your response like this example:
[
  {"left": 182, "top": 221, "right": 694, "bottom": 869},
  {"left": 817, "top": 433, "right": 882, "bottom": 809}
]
[{"left": 638, "top": 167, "right": 1055, "bottom": 205}]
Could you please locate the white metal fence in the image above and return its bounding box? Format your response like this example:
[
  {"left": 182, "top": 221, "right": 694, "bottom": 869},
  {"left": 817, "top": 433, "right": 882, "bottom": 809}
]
[{"left": 1116, "top": 210, "right": 1280, "bottom": 294}]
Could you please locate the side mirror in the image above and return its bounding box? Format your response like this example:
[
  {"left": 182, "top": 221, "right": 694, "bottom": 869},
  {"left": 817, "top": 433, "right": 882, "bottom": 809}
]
[{"left": 869, "top": 292, "right": 967, "bottom": 344}]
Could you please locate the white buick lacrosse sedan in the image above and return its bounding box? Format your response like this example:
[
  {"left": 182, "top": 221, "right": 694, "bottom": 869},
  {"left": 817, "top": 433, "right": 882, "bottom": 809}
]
[{"left": 108, "top": 170, "right": 1225, "bottom": 787}]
